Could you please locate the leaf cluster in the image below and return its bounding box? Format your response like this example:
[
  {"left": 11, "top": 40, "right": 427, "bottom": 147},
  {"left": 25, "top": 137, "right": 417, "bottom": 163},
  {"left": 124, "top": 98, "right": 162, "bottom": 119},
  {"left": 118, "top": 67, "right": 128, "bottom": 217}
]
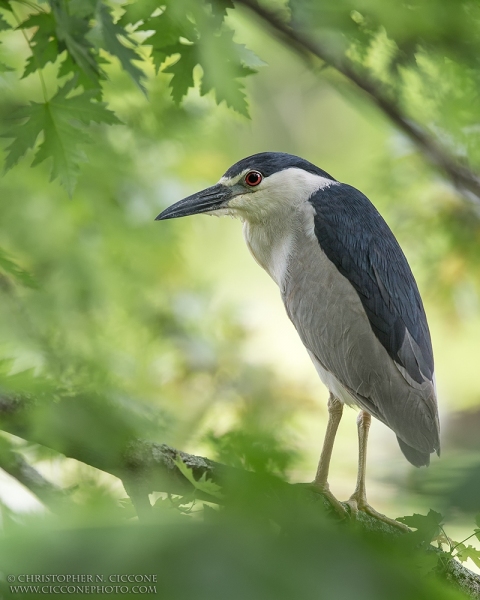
[
  {"left": 0, "top": 0, "right": 262, "bottom": 193},
  {"left": 398, "top": 510, "right": 480, "bottom": 572}
]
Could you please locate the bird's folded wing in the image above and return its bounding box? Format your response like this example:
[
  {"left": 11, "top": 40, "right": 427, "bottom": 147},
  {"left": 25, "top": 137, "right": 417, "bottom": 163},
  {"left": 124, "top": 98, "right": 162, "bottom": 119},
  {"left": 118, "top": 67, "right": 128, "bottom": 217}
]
[
  {"left": 309, "top": 183, "right": 434, "bottom": 387},
  {"left": 297, "top": 184, "right": 440, "bottom": 452}
]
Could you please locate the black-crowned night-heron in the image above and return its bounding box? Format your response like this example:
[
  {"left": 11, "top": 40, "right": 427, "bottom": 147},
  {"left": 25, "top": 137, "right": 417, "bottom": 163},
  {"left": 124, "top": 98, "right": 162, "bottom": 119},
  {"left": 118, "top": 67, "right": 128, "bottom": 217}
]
[{"left": 157, "top": 152, "right": 440, "bottom": 529}]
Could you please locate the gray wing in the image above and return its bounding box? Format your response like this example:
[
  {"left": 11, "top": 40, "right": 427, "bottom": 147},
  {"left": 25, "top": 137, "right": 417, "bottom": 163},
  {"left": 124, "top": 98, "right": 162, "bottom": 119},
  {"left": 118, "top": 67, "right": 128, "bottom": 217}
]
[
  {"left": 283, "top": 190, "right": 440, "bottom": 465},
  {"left": 309, "top": 183, "right": 434, "bottom": 386}
]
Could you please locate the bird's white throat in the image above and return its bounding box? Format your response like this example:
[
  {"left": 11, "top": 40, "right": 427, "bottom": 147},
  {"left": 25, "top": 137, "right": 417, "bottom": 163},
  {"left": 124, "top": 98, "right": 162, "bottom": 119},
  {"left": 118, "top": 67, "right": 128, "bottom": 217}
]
[{"left": 239, "top": 168, "right": 335, "bottom": 288}]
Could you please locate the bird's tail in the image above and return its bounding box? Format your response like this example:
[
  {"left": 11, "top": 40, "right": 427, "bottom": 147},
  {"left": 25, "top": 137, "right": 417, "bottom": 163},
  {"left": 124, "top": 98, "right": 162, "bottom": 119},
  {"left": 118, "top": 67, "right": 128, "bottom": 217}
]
[{"left": 396, "top": 436, "right": 431, "bottom": 467}]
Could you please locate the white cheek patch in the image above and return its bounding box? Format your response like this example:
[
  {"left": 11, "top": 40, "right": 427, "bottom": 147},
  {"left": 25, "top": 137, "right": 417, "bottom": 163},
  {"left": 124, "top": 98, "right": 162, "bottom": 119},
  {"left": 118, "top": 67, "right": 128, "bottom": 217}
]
[{"left": 263, "top": 168, "right": 335, "bottom": 204}]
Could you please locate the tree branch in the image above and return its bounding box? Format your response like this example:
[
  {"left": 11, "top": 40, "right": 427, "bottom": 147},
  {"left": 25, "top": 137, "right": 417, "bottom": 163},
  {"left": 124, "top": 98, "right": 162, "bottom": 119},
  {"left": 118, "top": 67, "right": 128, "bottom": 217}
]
[
  {"left": 0, "top": 446, "right": 69, "bottom": 512},
  {"left": 234, "top": 0, "right": 480, "bottom": 206},
  {"left": 114, "top": 440, "right": 480, "bottom": 599},
  {"left": 1, "top": 394, "right": 479, "bottom": 598}
]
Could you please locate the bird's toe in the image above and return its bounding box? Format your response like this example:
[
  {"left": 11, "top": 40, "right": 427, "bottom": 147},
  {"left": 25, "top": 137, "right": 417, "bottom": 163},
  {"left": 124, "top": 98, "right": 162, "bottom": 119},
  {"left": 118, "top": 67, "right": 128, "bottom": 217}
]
[
  {"left": 307, "top": 482, "right": 349, "bottom": 520},
  {"left": 346, "top": 493, "right": 410, "bottom": 533}
]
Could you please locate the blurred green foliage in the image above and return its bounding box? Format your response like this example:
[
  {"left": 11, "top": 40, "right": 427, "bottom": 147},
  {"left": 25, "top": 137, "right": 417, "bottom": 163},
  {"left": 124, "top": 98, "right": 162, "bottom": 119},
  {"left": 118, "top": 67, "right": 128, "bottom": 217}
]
[
  {"left": 0, "top": 0, "right": 479, "bottom": 598},
  {"left": 0, "top": 488, "right": 471, "bottom": 600}
]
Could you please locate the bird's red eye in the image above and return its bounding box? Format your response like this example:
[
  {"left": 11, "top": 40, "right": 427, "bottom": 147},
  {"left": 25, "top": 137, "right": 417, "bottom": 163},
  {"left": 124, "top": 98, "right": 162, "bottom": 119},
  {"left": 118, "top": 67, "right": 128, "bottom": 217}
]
[{"left": 245, "top": 171, "right": 262, "bottom": 186}]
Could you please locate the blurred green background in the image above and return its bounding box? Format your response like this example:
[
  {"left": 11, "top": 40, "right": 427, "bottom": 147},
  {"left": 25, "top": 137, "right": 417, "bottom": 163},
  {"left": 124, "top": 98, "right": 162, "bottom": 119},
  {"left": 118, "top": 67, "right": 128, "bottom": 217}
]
[{"left": 0, "top": 0, "right": 480, "bottom": 597}]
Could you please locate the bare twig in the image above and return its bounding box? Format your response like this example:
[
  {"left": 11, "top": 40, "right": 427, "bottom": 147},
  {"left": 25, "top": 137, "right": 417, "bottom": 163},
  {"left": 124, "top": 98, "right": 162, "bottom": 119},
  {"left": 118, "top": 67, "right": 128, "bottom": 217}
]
[{"left": 234, "top": 0, "right": 480, "bottom": 205}]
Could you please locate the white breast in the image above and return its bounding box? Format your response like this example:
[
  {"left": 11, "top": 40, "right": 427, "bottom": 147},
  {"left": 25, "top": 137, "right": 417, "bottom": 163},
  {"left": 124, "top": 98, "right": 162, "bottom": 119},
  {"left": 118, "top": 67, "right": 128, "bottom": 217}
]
[{"left": 243, "top": 222, "right": 294, "bottom": 289}]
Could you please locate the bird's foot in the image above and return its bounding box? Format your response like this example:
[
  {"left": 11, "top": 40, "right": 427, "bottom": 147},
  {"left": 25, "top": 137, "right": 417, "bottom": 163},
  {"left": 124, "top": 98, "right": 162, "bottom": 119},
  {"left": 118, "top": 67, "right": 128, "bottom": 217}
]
[
  {"left": 345, "top": 494, "right": 410, "bottom": 532},
  {"left": 308, "top": 482, "right": 349, "bottom": 520}
]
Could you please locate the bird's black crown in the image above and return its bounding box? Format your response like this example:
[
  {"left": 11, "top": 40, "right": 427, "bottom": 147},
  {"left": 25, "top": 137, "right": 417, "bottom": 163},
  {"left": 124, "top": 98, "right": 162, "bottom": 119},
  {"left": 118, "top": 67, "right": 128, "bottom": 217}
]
[{"left": 223, "top": 152, "right": 336, "bottom": 181}]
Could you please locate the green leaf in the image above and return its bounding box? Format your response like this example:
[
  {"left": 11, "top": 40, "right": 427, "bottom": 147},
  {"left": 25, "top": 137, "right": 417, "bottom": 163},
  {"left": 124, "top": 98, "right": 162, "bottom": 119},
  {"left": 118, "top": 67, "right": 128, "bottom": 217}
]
[
  {"left": 57, "top": 54, "right": 102, "bottom": 94},
  {"left": 234, "top": 42, "right": 267, "bottom": 69},
  {"left": 456, "top": 544, "right": 480, "bottom": 568},
  {"left": 411, "top": 551, "right": 439, "bottom": 577},
  {"left": 396, "top": 510, "right": 444, "bottom": 545},
  {"left": 18, "top": 13, "right": 58, "bottom": 79},
  {"left": 0, "top": 14, "right": 12, "bottom": 30},
  {"left": 0, "top": 247, "right": 37, "bottom": 288},
  {"left": 174, "top": 458, "right": 224, "bottom": 499},
  {"left": 163, "top": 44, "right": 197, "bottom": 104},
  {"left": 3, "top": 102, "right": 48, "bottom": 170},
  {"left": 30, "top": 101, "right": 89, "bottom": 195},
  {"left": 0, "top": 61, "right": 13, "bottom": 72},
  {"left": 52, "top": 6, "right": 100, "bottom": 84},
  {"left": 201, "top": 61, "right": 253, "bottom": 117},
  {"left": 3, "top": 81, "right": 120, "bottom": 195},
  {"left": 475, "top": 513, "right": 480, "bottom": 528},
  {"left": 49, "top": 80, "right": 121, "bottom": 126},
  {"left": 0, "top": 1, "right": 12, "bottom": 13},
  {"left": 94, "top": 3, "right": 145, "bottom": 91},
  {"left": 198, "top": 30, "right": 256, "bottom": 116},
  {"left": 118, "top": 497, "right": 136, "bottom": 519},
  {"left": 207, "top": 0, "right": 234, "bottom": 22},
  {"left": 23, "top": 42, "right": 58, "bottom": 79},
  {"left": 138, "top": 11, "right": 196, "bottom": 73},
  {"left": 68, "top": 0, "right": 97, "bottom": 20},
  {"left": 119, "top": 0, "right": 163, "bottom": 28}
]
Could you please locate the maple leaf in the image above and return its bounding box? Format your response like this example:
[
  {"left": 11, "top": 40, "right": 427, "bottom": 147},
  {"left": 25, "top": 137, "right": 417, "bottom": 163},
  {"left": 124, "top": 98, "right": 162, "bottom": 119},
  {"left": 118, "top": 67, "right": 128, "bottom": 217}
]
[
  {"left": 0, "top": 0, "right": 12, "bottom": 12},
  {"left": 52, "top": 6, "right": 100, "bottom": 84},
  {"left": 118, "top": 0, "right": 163, "bottom": 28},
  {"left": 3, "top": 81, "right": 120, "bottom": 195},
  {"left": 163, "top": 44, "right": 197, "bottom": 104},
  {"left": 0, "top": 13, "right": 11, "bottom": 31},
  {"left": 456, "top": 544, "right": 480, "bottom": 568},
  {"left": 18, "top": 13, "right": 58, "bottom": 79},
  {"left": 93, "top": 3, "right": 145, "bottom": 91},
  {"left": 396, "top": 510, "right": 444, "bottom": 545},
  {"left": 138, "top": 11, "right": 197, "bottom": 74},
  {"left": 174, "top": 458, "right": 224, "bottom": 499},
  {"left": 198, "top": 29, "right": 257, "bottom": 116},
  {"left": 207, "top": 0, "right": 234, "bottom": 22},
  {"left": 50, "top": 80, "right": 120, "bottom": 126}
]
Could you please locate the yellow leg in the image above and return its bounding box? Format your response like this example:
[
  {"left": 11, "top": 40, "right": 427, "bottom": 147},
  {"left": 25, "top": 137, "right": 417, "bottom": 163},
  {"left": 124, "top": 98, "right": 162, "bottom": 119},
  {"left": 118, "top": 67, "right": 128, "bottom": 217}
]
[
  {"left": 347, "top": 410, "right": 409, "bottom": 532},
  {"left": 312, "top": 394, "right": 348, "bottom": 518}
]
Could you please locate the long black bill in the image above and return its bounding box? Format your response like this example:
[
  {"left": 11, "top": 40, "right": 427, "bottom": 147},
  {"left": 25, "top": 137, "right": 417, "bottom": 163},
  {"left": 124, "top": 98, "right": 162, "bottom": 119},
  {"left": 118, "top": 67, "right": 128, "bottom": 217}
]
[{"left": 155, "top": 183, "right": 232, "bottom": 221}]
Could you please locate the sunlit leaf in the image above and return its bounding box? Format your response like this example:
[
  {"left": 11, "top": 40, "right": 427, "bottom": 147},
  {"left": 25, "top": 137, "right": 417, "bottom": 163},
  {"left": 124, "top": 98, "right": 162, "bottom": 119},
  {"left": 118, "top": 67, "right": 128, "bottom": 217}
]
[
  {"left": 397, "top": 510, "right": 444, "bottom": 545},
  {"left": 138, "top": 11, "right": 196, "bottom": 74},
  {"left": 94, "top": 3, "right": 145, "bottom": 91},
  {"left": 163, "top": 44, "right": 196, "bottom": 104},
  {"left": 118, "top": 0, "right": 162, "bottom": 28},
  {"left": 174, "top": 458, "right": 224, "bottom": 499},
  {"left": 456, "top": 544, "right": 480, "bottom": 568}
]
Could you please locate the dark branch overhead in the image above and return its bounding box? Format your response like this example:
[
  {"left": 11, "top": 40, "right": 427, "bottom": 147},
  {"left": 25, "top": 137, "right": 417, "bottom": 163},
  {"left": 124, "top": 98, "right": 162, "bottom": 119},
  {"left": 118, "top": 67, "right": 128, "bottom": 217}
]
[{"left": 234, "top": 0, "right": 480, "bottom": 209}]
